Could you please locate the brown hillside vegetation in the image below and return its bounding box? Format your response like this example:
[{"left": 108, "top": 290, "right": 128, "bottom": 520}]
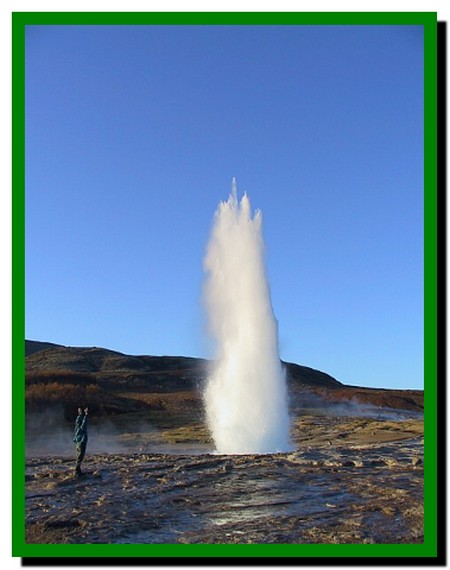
[{"left": 25, "top": 340, "right": 423, "bottom": 421}]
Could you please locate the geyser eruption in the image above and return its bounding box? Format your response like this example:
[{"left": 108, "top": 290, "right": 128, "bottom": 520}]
[{"left": 203, "top": 179, "right": 291, "bottom": 454}]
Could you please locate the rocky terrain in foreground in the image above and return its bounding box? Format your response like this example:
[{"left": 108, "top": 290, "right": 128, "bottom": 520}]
[{"left": 25, "top": 414, "right": 423, "bottom": 545}]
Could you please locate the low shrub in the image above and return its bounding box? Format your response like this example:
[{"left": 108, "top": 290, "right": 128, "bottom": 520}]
[
  {"left": 26, "top": 369, "right": 96, "bottom": 386},
  {"left": 26, "top": 382, "right": 101, "bottom": 412}
]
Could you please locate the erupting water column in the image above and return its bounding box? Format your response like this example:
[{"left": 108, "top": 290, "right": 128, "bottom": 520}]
[{"left": 203, "top": 179, "right": 291, "bottom": 454}]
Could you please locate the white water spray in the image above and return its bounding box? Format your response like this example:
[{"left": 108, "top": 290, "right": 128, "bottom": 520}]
[{"left": 203, "top": 179, "right": 291, "bottom": 454}]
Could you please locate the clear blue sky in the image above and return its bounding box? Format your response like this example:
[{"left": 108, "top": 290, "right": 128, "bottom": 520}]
[{"left": 25, "top": 24, "right": 424, "bottom": 390}]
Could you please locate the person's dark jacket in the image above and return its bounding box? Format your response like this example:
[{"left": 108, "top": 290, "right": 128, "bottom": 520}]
[{"left": 73, "top": 414, "right": 88, "bottom": 445}]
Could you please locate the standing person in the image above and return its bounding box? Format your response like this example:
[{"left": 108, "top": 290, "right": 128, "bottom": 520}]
[{"left": 73, "top": 406, "right": 89, "bottom": 477}]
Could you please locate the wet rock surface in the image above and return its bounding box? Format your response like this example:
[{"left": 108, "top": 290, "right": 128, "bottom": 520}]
[{"left": 25, "top": 415, "right": 423, "bottom": 544}]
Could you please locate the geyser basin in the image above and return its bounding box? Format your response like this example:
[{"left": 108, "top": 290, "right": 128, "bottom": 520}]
[{"left": 203, "top": 179, "right": 291, "bottom": 454}]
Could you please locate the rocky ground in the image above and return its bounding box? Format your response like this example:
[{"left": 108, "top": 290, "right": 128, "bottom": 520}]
[{"left": 25, "top": 412, "right": 423, "bottom": 545}]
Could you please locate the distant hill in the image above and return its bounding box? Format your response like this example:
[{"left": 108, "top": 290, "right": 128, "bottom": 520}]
[
  {"left": 25, "top": 340, "right": 65, "bottom": 357},
  {"left": 24, "top": 340, "right": 423, "bottom": 418}
]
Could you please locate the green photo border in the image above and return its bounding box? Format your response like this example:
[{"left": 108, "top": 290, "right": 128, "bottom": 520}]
[{"left": 12, "top": 11, "right": 438, "bottom": 561}]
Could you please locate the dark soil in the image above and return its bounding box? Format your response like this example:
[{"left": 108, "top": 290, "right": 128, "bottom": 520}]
[{"left": 25, "top": 414, "right": 423, "bottom": 545}]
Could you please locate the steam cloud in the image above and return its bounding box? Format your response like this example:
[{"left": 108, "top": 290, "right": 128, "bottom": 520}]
[{"left": 203, "top": 179, "right": 291, "bottom": 454}]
